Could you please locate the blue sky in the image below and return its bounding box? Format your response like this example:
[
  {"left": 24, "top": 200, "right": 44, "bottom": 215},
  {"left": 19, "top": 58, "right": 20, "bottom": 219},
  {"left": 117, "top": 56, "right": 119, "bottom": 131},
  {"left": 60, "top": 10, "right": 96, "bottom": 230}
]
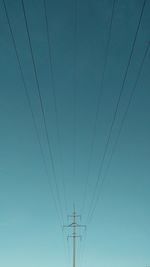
[{"left": 0, "top": 0, "right": 150, "bottom": 266}]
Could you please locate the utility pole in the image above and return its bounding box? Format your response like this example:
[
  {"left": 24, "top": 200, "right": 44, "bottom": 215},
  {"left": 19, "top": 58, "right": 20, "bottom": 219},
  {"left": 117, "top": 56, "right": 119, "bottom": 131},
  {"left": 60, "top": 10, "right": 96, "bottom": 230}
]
[{"left": 63, "top": 206, "right": 86, "bottom": 267}]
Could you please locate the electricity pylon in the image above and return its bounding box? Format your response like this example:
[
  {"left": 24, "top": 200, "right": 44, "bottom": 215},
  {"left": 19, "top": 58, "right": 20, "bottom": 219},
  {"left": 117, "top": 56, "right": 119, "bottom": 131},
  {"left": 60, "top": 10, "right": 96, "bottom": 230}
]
[{"left": 63, "top": 206, "right": 86, "bottom": 267}]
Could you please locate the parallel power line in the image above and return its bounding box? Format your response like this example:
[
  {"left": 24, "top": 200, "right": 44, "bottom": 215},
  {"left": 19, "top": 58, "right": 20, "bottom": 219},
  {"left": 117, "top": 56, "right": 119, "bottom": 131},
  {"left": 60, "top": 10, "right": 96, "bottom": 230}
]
[
  {"left": 86, "top": 0, "right": 147, "bottom": 223},
  {"left": 107, "top": 41, "right": 150, "bottom": 169},
  {"left": 79, "top": 1, "right": 116, "bottom": 264},
  {"left": 81, "top": 0, "right": 116, "bottom": 216},
  {"left": 2, "top": 0, "right": 63, "bottom": 226},
  {"left": 97, "top": 40, "right": 150, "bottom": 207},
  {"left": 88, "top": 40, "right": 150, "bottom": 224},
  {"left": 43, "top": 0, "right": 68, "bottom": 214},
  {"left": 20, "top": 0, "right": 64, "bottom": 223},
  {"left": 79, "top": 13, "right": 149, "bottom": 267}
]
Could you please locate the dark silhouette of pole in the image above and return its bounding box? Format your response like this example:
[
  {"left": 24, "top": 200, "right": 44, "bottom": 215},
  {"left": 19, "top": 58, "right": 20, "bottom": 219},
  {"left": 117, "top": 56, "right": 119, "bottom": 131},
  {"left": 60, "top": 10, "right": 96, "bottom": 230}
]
[{"left": 63, "top": 206, "right": 86, "bottom": 267}]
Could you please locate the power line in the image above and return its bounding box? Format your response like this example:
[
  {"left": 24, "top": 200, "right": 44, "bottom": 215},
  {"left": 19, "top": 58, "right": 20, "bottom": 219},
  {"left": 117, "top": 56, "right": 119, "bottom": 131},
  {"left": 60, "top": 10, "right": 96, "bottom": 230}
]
[
  {"left": 86, "top": 0, "right": 147, "bottom": 223},
  {"left": 2, "top": 0, "right": 63, "bottom": 226},
  {"left": 43, "top": 0, "right": 68, "bottom": 215},
  {"left": 81, "top": 0, "right": 116, "bottom": 216},
  {"left": 91, "top": 40, "right": 150, "bottom": 214},
  {"left": 87, "top": 40, "right": 150, "bottom": 224},
  {"left": 107, "top": 41, "right": 150, "bottom": 170},
  {"left": 20, "top": 0, "right": 64, "bottom": 223}
]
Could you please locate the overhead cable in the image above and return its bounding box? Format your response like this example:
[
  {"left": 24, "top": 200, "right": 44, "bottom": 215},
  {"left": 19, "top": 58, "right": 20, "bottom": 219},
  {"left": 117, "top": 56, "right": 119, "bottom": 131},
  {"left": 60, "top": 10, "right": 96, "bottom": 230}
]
[
  {"left": 21, "top": 0, "right": 64, "bottom": 223},
  {"left": 43, "top": 0, "right": 68, "bottom": 215},
  {"left": 81, "top": 0, "right": 116, "bottom": 216},
  {"left": 86, "top": 0, "right": 147, "bottom": 223},
  {"left": 2, "top": 0, "right": 63, "bottom": 226},
  {"left": 88, "top": 41, "right": 150, "bottom": 222}
]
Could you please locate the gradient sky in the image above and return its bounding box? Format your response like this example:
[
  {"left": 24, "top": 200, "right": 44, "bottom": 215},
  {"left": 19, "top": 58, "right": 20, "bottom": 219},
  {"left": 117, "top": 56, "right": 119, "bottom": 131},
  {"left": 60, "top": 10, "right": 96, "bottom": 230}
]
[{"left": 0, "top": 0, "right": 150, "bottom": 267}]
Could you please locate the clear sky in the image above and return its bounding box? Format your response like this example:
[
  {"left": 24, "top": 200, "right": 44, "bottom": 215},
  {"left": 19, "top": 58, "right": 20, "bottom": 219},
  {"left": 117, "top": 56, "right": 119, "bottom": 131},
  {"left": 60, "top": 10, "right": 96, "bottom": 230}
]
[{"left": 0, "top": 0, "right": 150, "bottom": 267}]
